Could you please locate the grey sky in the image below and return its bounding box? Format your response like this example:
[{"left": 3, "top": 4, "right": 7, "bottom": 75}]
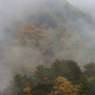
[{"left": 67, "top": 0, "right": 95, "bottom": 16}]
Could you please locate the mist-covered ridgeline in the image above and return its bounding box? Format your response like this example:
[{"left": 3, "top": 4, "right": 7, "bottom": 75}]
[{"left": 0, "top": 0, "right": 95, "bottom": 91}]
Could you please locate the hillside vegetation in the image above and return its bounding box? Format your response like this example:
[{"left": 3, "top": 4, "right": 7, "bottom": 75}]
[
  {"left": 2, "top": 60, "right": 95, "bottom": 95},
  {"left": 1, "top": 0, "right": 95, "bottom": 92},
  {"left": 1, "top": 0, "right": 95, "bottom": 75}
]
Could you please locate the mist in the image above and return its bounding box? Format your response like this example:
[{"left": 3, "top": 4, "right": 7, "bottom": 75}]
[
  {"left": 0, "top": 0, "right": 95, "bottom": 92},
  {"left": 67, "top": 0, "right": 95, "bottom": 16},
  {"left": 0, "top": 0, "right": 39, "bottom": 90}
]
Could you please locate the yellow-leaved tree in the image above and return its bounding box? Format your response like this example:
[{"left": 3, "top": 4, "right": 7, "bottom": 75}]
[
  {"left": 22, "top": 87, "right": 32, "bottom": 95},
  {"left": 49, "top": 76, "right": 79, "bottom": 95}
]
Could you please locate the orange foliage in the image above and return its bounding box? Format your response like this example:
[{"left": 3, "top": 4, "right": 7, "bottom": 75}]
[
  {"left": 23, "top": 87, "right": 32, "bottom": 95},
  {"left": 54, "top": 91, "right": 62, "bottom": 94},
  {"left": 49, "top": 76, "right": 79, "bottom": 95},
  {"left": 44, "top": 77, "right": 48, "bottom": 80},
  {"left": 35, "top": 28, "right": 42, "bottom": 33}
]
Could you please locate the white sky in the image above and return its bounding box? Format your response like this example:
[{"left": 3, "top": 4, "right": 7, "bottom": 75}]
[{"left": 67, "top": 0, "right": 95, "bottom": 16}]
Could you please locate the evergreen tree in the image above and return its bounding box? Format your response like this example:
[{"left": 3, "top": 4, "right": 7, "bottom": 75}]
[
  {"left": 51, "top": 60, "right": 82, "bottom": 84},
  {"left": 83, "top": 62, "right": 95, "bottom": 78}
]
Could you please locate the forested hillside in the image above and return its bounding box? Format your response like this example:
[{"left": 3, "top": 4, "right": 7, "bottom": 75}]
[{"left": 1, "top": 0, "right": 95, "bottom": 93}]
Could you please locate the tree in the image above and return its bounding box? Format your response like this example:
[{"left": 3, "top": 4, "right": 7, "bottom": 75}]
[
  {"left": 22, "top": 87, "right": 32, "bottom": 95},
  {"left": 51, "top": 60, "right": 83, "bottom": 84},
  {"left": 78, "top": 75, "right": 89, "bottom": 95},
  {"left": 86, "top": 77, "right": 95, "bottom": 95},
  {"left": 49, "top": 76, "right": 79, "bottom": 95},
  {"left": 32, "top": 65, "right": 51, "bottom": 81},
  {"left": 7, "top": 74, "right": 34, "bottom": 95},
  {"left": 9, "top": 73, "right": 23, "bottom": 95},
  {"left": 79, "top": 76, "right": 95, "bottom": 95},
  {"left": 31, "top": 78, "right": 54, "bottom": 95},
  {"left": 83, "top": 62, "right": 95, "bottom": 78}
]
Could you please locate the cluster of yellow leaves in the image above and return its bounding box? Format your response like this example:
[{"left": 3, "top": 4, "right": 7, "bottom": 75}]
[
  {"left": 43, "top": 77, "right": 50, "bottom": 82},
  {"left": 22, "top": 87, "right": 32, "bottom": 95},
  {"left": 44, "top": 77, "right": 48, "bottom": 80},
  {"left": 49, "top": 76, "right": 79, "bottom": 95}
]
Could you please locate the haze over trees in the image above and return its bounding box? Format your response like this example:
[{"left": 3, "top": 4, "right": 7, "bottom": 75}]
[{"left": 1, "top": 0, "right": 95, "bottom": 94}]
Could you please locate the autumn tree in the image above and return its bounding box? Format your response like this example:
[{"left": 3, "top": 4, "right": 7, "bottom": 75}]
[
  {"left": 49, "top": 76, "right": 79, "bottom": 95},
  {"left": 22, "top": 87, "right": 32, "bottom": 95}
]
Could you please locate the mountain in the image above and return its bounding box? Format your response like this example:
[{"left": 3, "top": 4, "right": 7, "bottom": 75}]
[
  {"left": 2, "top": 0, "right": 95, "bottom": 72},
  {"left": 1, "top": 0, "right": 95, "bottom": 90}
]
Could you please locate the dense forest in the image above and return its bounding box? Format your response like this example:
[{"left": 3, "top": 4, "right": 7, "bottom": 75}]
[
  {"left": 1, "top": 60, "right": 95, "bottom": 95},
  {"left": 1, "top": 0, "right": 95, "bottom": 94}
]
